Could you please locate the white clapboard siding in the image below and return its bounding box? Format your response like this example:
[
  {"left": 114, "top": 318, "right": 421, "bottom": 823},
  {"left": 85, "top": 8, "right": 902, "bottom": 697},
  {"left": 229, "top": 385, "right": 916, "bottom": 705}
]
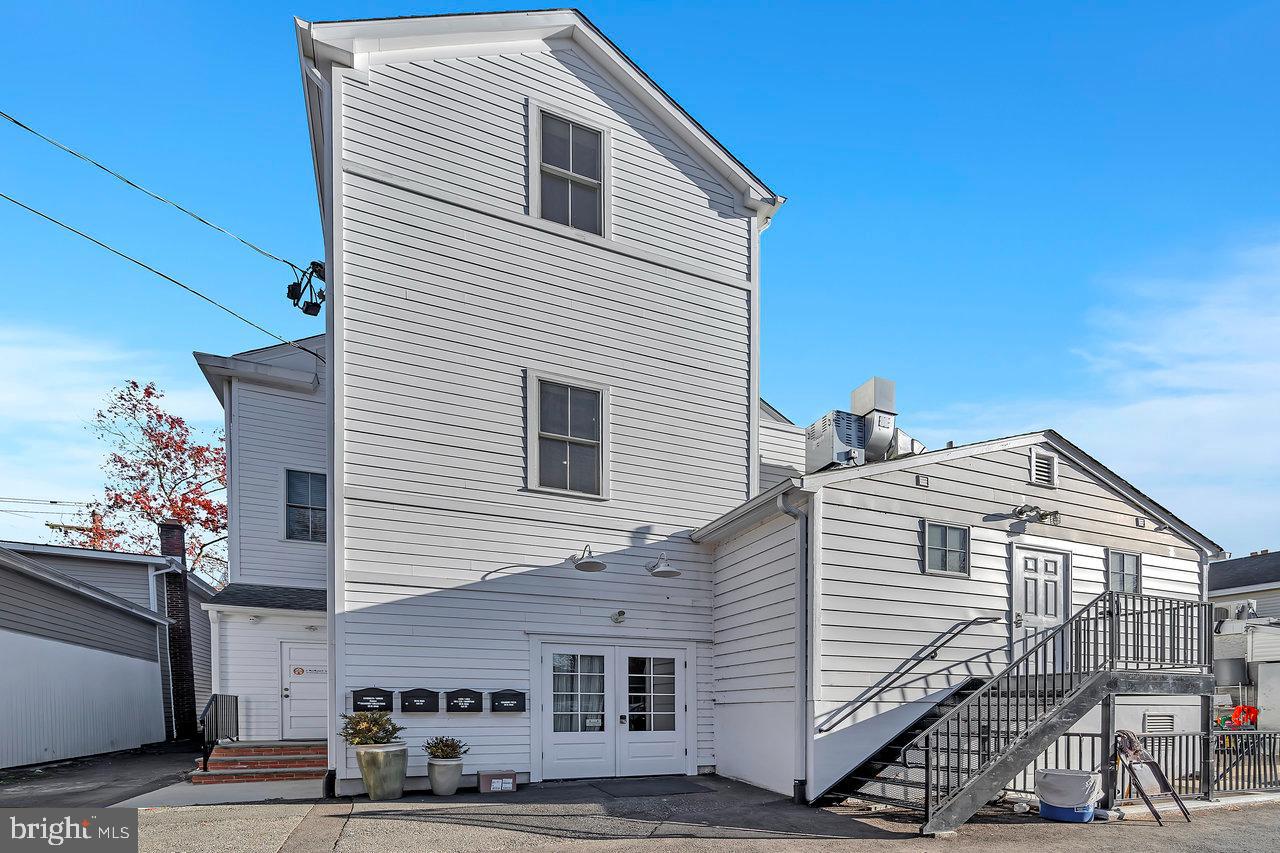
[
  {"left": 342, "top": 46, "right": 751, "bottom": 280},
  {"left": 216, "top": 613, "right": 325, "bottom": 740},
  {"left": 815, "top": 441, "right": 1205, "bottom": 725},
  {"left": 0, "top": 628, "right": 164, "bottom": 768},
  {"left": 711, "top": 513, "right": 798, "bottom": 795},
  {"left": 759, "top": 421, "right": 805, "bottom": 490},
  {"left": 231, "top": 382, "right": 328, "bottom": 589},
  {"left": 189, "top": 588, "right": 213, "bottom": 714}
]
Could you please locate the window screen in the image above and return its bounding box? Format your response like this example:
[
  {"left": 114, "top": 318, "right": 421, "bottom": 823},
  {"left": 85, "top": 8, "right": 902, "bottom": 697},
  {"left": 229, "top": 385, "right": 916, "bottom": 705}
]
[
  {"left": 285, "top": 470, "right": 326, "bottom": 542},
  {"left": 537, "top": 380, "right": 601, "bottom": 495},
  {"left": 540, "top": 113, "right": 603, "bottom": 235},
  {"left": 925, "top": 522, "right": 968, "bottom": 574}
]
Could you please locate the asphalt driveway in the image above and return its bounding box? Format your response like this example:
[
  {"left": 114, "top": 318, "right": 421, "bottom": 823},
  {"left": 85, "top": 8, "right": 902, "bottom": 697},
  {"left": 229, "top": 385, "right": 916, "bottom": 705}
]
[
  {"left": 135, "top": 774, "right": 1280, "bottom": 853},
  {"left": 0, "top": 743, "right": 198, "bottom": 808}
]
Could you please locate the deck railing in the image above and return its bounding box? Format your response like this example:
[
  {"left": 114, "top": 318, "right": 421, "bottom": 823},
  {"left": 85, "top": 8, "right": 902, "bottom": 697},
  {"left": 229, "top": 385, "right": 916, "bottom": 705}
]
[
  {"left": 1007, "top": 730, "right": 1280, "bottom": 800},
  {"left": 908, "top": 591, "right": 1212, "bottom": 824}
]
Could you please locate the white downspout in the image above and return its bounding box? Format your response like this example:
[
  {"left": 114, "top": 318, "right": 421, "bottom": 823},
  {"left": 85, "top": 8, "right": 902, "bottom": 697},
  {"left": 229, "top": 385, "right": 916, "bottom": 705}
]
[{"left": 778, "top": 490, "right": 810, "bottom": 803}]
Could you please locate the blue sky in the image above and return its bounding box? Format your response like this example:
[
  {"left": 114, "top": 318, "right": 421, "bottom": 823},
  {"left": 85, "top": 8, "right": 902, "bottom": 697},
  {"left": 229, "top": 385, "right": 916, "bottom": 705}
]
[{"left": 1, "top": 1, "right": 1277, "bottom": 553}]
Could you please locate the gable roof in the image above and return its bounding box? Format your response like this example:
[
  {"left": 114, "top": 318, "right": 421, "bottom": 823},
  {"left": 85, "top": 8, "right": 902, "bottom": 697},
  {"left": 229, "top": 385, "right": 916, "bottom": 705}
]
[
  {"left": 205, "top": 583, "right": 326, "bottom": 613},
  {"left": 695, "top": 429, "right": 1224, "bottom": 556},
  {"left": 1209, "top": 551, "right": 1280, "bottom": 594},
  {"left": 0, "top": 545, "right": 171, "bottom": 625},
  {"left": 295, "top": 9, "right": 783, "bottom": 223}
]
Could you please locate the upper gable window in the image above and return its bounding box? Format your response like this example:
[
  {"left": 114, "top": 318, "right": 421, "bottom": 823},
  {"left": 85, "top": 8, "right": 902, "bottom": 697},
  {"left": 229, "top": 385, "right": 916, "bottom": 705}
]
[
  {"left": 1029, "top": 447, "right": 1059, "bottom": 488},
  {"left": 1108, "top": 550, "right": 1141, "bottom": 594},
  {"left": 539, "top": 113, "right": 604, "bottom": 235}
]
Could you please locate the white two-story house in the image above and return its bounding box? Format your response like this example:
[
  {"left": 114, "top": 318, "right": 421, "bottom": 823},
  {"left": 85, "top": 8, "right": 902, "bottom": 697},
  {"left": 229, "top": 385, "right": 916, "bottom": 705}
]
[{"left": 197, "top": 9, "right": 1225, "bottom": 833}]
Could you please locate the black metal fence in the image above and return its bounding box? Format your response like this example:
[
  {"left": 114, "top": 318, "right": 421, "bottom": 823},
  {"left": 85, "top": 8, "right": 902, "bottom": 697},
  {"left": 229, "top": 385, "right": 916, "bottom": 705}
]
[
  {"left": 199, "top": 693, "right": 239, "bottom": 771},
  {"left": 1007, "top": 730, "right": 1280, "bottom": 801}
]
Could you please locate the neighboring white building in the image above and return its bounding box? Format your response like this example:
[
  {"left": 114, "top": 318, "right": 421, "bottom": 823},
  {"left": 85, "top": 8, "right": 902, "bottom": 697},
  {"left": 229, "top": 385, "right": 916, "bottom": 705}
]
[{"left": 192, "top": 9, "right": 1225, "bottom": 831}]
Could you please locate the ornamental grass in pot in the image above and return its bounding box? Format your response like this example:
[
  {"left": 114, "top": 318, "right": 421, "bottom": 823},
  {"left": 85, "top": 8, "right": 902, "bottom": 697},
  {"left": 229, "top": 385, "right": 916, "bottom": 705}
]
[
  {"left": 422, "top": 736, "right": 470, "bottom": 796},
  {"left": 340, "top": 712, "right": 407, "bottom": 801}
]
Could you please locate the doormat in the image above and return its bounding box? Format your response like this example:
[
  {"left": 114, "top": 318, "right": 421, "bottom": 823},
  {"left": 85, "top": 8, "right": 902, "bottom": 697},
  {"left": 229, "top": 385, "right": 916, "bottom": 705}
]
[{"left": 591, "top": 777, "right": 711, "bottom": 798}]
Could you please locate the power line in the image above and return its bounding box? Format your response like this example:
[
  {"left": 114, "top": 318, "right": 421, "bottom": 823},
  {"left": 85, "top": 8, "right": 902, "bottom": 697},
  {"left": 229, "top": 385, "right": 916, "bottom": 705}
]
[
  {"left": 0, "top": 107, "right": 304, "bottom": 274},
  {"left": 0, "top": 191, "right": 325, "bottom": 362},
  {"left": 0, "top": 497, "right": 91, "bottom": 505}
]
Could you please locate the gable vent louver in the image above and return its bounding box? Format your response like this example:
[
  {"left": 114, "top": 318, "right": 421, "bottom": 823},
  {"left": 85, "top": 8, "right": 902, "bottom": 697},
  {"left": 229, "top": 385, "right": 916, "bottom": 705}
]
[{"left": 1030, "top": 449, "right": 1058, "bottom": 487}]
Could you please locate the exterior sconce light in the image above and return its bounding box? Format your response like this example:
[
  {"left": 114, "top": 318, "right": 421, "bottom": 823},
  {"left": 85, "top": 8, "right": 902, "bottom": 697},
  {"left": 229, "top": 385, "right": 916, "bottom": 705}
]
[
  {"left": 1014, "top": 504, "right": 1061, "bottom": 525},
  {"left": 306, "top": 624, "right": 320, "bottom": 632},
  {"left": 645, "top": 553, "right": 681, "bottom": 578},
  {"left": 247, "top": 615, "right": 261, "bottom": 624},
  {"left": 611, "top": 610, "right": 626, "bottom": 624},
  {"left": 571, "top": 545, "right": 608, "bottom": 573}
]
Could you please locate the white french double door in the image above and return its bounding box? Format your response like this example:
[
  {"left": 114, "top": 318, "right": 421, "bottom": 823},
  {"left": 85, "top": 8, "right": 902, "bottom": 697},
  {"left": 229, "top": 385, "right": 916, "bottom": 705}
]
[{"left": 540, "top": 644, "right": 687, "bottom": 780}]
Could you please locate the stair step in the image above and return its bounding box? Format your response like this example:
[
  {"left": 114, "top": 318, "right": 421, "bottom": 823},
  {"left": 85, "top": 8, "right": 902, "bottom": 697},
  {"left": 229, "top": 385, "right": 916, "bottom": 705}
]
[
  {"left": 190, "top": 767, "right": 326, "bottom": 785},
  {"left": 210, "top": 741, "right": 327, "bottom": 758},
  {"left": 198, "top": 754, "right": 328, "bottom": 771},
  {"left": 843, "top": 774, "right": 928, "bottom": 790}
]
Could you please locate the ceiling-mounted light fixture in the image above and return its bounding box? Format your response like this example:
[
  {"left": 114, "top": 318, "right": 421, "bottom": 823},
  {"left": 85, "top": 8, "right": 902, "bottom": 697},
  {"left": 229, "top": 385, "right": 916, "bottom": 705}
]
[
  {"left": 645, "top": 553, "right": 681, "bottom": 578},
  {"left": 570, "top": 545, "right": 608, "bottom": 573},
  {"left": 1014, "top": 504, "right": 1061, "bottom": 525}
]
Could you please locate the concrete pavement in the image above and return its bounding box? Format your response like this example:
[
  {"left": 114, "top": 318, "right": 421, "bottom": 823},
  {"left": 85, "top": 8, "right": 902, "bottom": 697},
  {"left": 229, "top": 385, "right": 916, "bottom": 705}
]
[
  {"left": 132, "top": 775, "right": 1280, "bottom": 853},
  {"left": 0, "top": 743, "right": 198, "bottom": 808}
]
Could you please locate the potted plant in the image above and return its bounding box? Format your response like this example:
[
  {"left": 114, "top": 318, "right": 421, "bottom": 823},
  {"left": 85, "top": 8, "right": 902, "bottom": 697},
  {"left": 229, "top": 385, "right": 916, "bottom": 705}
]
[
  {"left": 339, "top": 711, "right": 407, "bottom": 801},
  {"left": 422, "top": 736, "right": 470, "bottom": 796}
]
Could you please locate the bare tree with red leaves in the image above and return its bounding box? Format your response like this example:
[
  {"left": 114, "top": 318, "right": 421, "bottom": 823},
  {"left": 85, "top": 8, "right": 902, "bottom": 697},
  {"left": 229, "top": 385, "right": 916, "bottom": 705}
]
[{"left": 54, "top": 381, "right": 228, "bottom": 585}]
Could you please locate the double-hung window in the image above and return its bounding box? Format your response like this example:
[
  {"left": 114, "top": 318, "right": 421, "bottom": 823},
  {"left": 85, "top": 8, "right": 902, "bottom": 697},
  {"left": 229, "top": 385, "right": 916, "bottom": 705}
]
[
  {"left": 538, "top": 112, "right": 604, "bottom": 235},
  {"left": 1108, "top": 550, "right": 1141, "bottom": 593},
  {"left": 285, "top": 470, "right": 326, "bottom": 543},
  {"left": 923, "top": 521, "right": 970, "bottom": 575},
  {"left": 532, "top": 376, "right": 605, "bottom": 497}
]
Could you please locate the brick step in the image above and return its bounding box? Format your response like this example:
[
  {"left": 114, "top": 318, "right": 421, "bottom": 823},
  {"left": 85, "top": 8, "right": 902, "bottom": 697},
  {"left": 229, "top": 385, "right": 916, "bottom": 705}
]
[
  {"left": 210, "top": 740, "right": 327, "bottom": 758},
  {"left": 190, "top": 767, "right": 327, "bottom": 785},
  {"left": 198, "top": 754, "right": 328, "bottom": 771}
]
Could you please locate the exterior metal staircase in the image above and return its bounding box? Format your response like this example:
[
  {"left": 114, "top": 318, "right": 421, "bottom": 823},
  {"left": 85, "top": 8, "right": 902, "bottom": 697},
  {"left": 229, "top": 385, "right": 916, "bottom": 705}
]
[{"left": 822, "top": 592, "right": 1213, "bottom": 834}]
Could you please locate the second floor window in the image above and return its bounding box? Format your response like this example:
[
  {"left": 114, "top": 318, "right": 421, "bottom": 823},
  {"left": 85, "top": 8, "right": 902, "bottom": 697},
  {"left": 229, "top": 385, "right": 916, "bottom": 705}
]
[
  {"left": 539, "top": 113, "right": 603, "bottom": 235},
  {"left": 286, "top": 469, "right": 326, "bottom": 543},
  {"left": 924, "top": 522, "right": 969, "bottom": 575},
  {"left": 535, "top": 379, "right": 602, "bottom": 496}
]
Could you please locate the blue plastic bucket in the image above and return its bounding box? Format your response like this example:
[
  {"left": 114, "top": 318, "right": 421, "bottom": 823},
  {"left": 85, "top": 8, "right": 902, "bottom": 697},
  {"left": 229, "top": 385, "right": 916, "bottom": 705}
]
[{"left": 1039, "top": 802, "right": 1095, "bottom": 823}]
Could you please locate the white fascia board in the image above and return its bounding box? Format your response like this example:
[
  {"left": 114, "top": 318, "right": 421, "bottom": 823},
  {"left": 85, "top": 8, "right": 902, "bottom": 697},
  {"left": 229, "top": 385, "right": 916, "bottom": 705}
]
[
  {"left": 0, "top": 546, "right": 172, "bottom": 625},
  {"left": 199, "top": 603, "right": 326, "bottom": 619},
  {"left": 193, "top": 352, "right": 320, "bottom": 404},
  {"left": 0, "top": 541, "right": 167, "bottom": 567},
  {"left": 691, "top": 478, "right": 802, "bottom": 545},
  {"left": 297, "top": 10, "right": 781, "bottom": 215},
  {"left": 799, "top": 429, "right": 1223, "bottom": 557}
]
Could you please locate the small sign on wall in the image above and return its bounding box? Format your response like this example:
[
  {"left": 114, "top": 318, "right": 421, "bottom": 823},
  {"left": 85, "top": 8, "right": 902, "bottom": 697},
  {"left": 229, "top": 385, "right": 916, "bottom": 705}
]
[
  {"left": 401, "top": 688, "right": 440, "bottom": 713},
  {"left": 445, "top": 689, "right": 483, "bottom": 713},
  {"left": 352, "top": 687, "right": 393, "bottom": 712},
  {"left": 490, "top": 690, "right": 526, "bottom": 712}
]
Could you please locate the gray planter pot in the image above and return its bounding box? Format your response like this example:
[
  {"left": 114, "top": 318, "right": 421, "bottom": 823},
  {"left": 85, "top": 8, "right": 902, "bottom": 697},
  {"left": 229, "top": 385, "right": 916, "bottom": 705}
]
[
  {"left": 355, "top": 742, "right": 407, "bottom": 801},
  {"left": 428, "top": 758, "right": 464, "bottom": 796}
]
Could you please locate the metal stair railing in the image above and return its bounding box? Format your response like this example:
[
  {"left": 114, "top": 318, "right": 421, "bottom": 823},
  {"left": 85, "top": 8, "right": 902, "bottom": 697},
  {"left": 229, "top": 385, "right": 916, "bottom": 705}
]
[
  {"left": 903, "top": 591, "right": 1210, "bottom": 826},
  {"left": 199, "top": 693, "right": 239, "bottom": 771},
  {"left": 817, "top": 616, "right": 1002, "bottom": 734}
]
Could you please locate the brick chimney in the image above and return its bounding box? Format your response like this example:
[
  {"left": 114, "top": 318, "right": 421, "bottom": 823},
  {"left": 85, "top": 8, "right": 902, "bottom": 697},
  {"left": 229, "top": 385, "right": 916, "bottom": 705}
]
[{"left": 159, "top": 519, "right": 198, "bottom": 740}]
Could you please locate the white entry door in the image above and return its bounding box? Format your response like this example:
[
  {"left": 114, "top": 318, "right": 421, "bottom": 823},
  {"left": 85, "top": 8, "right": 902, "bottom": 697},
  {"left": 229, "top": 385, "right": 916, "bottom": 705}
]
[
  {"left": 281, "top": 641, "right": 327, "bottom": 739},
  {"left": 1013, "top": 548, "right": 1069, "bottom": 667},
  {"left": 541, "top": 644, "right": 687, "bottom": 780}
]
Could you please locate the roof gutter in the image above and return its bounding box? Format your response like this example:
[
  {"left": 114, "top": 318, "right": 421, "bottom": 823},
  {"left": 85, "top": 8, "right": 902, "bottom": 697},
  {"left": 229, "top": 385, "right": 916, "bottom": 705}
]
[{"left": 193, "top": 352, "right": 320, "bottom": 404}]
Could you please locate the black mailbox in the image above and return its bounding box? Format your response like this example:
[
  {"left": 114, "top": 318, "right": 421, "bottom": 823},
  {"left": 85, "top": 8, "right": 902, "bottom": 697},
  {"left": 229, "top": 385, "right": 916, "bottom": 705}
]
[
  {"left": 490, "top": 690, "right": 526, "bottom": 713},
  {"left": 352, "top": 687, "right": 393, "bottom": 712},
  {"left": 444, "top": 689, "right": 483, "bottom": 713},
  {"left": 401, "top": 688, "right": 439, "bottom": 713}
]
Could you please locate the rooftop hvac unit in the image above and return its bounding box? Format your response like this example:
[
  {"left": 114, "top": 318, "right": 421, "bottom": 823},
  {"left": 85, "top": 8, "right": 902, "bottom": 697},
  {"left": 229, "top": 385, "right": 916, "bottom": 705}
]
[
  {"left": 805, "top": 411, "right": 865, "bottom": 473},
  {"left": 1214, "top": 599, "right": 1259, "bottom": 621}
]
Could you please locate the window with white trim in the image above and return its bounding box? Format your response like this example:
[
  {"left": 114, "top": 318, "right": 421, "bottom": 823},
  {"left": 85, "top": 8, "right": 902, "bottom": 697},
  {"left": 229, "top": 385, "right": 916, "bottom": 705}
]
[
  {"left": 1108, "top": 550, "right": 1141, "bottom": 593},
  {"left": 1030, "top": 447, "right": 1058, "bottom": 487},
  {"left": 531, "top": 376, "right": 605, "bottom": 496},
  {"left": 285, "top": 470, "right": 326, "bottom": 543},
  {"left": 538, "top": 112, "right": 604, "bottom": 235},
  {"left": 923, "top": 521, "right": 969, "bottom": 575}
]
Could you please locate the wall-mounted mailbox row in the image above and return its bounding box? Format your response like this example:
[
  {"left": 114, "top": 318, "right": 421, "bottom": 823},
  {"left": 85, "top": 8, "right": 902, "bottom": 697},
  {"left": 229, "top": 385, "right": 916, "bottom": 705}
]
[{"left": 352, "top": 687, "right": 526, "bottom": 713}]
